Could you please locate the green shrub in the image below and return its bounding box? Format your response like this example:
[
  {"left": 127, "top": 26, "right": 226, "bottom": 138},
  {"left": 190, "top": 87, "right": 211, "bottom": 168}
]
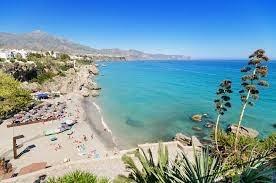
[
  {"left": 16, "top": 53, "right": 23, "bottom": 60},
  {"left": 46, "top": 170, "right": 109, "bottom": 183},
  {"left": 27, "top": 53, "right": 45, "bottom": 61},
  {"left": 58, "top": 64, "right": 70, "bottom": 71},
  {"left": 119, "top": 142, "right": 275, "bottom": 183},
  {"left": 17, "top": 58, "right": 27, "bottom": 62},
  {"left": 58, "top": 71, "right": 66, "bottom": 77},
  {"left": 30, "top": 72, "right": 56, "bottom": 84},
  {"left": 170, "top": 146, "right": 222, "bottom": 183},
  {"left": 120, "top": 143, "right": 171, "bottom": 183},
  {"left": 77, "top": 59, "right": 92, "bottom": 65},
  {"left": 9, "top": 58, "right": 15, "bottom": 63},
  {"left": 231, "top": 154, "right": 275, "bottom": 183},
  {"left": 0, "top": 71, "right": 32, "bottom": 119},
  {"left": 0, "top": 58, "right": 6, "bottom": 62},
  {"left": 213, "top": 130, "right": 276, "bottom": 172},
  {"left": 59, "top": 53, "right": 71, "bottom": 61}
]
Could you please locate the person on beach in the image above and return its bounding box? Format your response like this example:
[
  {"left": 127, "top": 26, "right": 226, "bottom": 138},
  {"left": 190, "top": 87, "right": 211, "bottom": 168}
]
[{"left": 83, "top": 135, "right": 87, "bottom": 142}]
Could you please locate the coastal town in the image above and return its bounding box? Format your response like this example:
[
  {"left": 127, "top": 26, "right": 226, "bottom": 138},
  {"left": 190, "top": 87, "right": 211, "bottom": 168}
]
[{"left": 0, "top": 48, "right": 126, "bottom": 62}]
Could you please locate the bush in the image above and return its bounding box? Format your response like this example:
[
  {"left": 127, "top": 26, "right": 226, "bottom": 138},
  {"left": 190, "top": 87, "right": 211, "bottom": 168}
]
[
  {"left": 58, "top": 64, "right": 71, "bottom": 71},
  {"left": 120, "top": 143, "right": 171, "bottom": 183},
  {"left": 30, "top": 72, "right": 56, "bottom": 84},
  {"left": 59, "top": 53, "right": 71, "bottom": 61},
  {"left": 119, "top": 143, "right": 275, "bottom": 183},
  {"left": 0, "top": 58, "right": 6, "bottom": 62},
  {"left": 58, "top": 71, "right": 66, "bottom": 77},
  {"left": 17, "top": 58, "right": 27, "bottom": 62},
  {"left": 213, "top": 130, "right": 276, "bottom": 173},
  {"left": 9, "top": 58, "right": 15, "bottom": 63},
  {"left": 0, "top": 72, "right": 32, "bottom": 119},
  {"left": 77, "top": 59, "right": 92, "bottom": 65},
  {"left": 27, "top": 53, "right": 45, "bottom": 61},
  {"left": 16, "top": 53, "right": 22, "bottom": 60},
  {"left": 46, "top": 170, "right": 109, "bottom": 183}
]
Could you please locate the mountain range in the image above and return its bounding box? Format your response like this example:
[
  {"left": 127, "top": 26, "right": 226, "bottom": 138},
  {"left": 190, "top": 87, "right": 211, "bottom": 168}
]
[{"left": 0, "top": 30, "right": 190, "bottom": 60}]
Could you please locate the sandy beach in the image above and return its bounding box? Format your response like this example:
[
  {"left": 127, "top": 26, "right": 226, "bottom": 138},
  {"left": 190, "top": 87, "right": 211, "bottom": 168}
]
[
  {"left": 0, "top": 65, "right": 118, "bottom": 175},
  {"left": 0, "top": 64, "right": 199, "bottom": 182}
]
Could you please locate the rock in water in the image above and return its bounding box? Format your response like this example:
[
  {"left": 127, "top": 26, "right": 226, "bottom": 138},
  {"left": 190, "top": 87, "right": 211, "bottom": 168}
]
[
  {"left": 191, "top": 114, "right": 203, "bottom": 122},
  {"left": 174, "top": 133, "right": 191, "bottom": 145},
  {"left": 205, "top": 122, "right": 214, "bottom": 128},
  {"left": 85, "top": 82, "right": 101, "bottom": 90},
  {"left": 192, "top": 126, "right": 202, "bottom": 131},
  {"left": 227, "top": 124, "right": 259, "bottom": 138},
  {"left": 82, "top": 90, "right": 90, "bottom": 97},
  {"left": 191, "top": 136, "right": 203, "bottom": 147},
  {"left": 126, "top": 117, "right": 144, "bottom": 127},
  {"left": 91, "top": 90, "right": 100, "bottom": 97},
  {"left": 88, "top": 64, "right": 99, "bottom": 75},
  {"left": 91, "top": 83, "right": 101, "bottom": 90}
]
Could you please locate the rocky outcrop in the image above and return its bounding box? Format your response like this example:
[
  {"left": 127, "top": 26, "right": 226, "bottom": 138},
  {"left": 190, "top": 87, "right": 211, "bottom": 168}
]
[
  {"left": 227, "top": 125, "right": 259, "bottom": 138},
  {"left": 191, "top": 114, "right": 208, "bottom": 122},
  {"left": 91, "top": 90, "right": 100, "bottom": 97},
  {"left": 66, "top": 68, "right": 76, "bottom": 75},
  {"left": 88, "top": 65, "right": 99, "bottom": 75},
  {"left": 0, "top": 61, "right": 37, "bottom": 81},
  {"left": 81, "top": 89, "right": 90, "bottom": 97},
  {"left": 174, "top": 133, "right": 203, "bottom": 148},
  {"left": 205, "top": 122, "right": 214, "bottom": 128},
  {"left": 45, "top": 64, "right": 98, "bottom": 94},
  {"left": 174, "top": 133, "right": 191, "bottom": 145},
  {"left": 84, "top": 81, "right": 101, "bottom": 90},
  {"left": 191, "top": 136, "right": 203, "bottom": 147},
  {"left": 21, "top": 82, "right": 41, "bottom": 92},
  {"left": 192, "top": 126, "right": 202, "bottom": 131}
]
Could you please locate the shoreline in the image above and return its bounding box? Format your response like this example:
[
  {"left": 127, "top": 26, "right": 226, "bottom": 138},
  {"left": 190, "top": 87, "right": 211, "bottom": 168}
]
[
  {"left": 82, "top": 98, "right": 117, "bottom": 149},
  {"left": 0, "top": 64, "right": 120, "bottom": 179}
]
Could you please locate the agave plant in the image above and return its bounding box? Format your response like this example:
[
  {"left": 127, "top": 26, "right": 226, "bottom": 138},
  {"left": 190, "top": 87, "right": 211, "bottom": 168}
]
[
  {"left": 214, "top": 80, "right": 233, "bottom": 151},
  {"left": 231, "top": 151, "right": 276, "bottom": 183},
  {"left": 169, "top": 146, "right": 222, "bottom": 183},
  {"left": 234, "top": 49, "right": 270, "bottom": 151},
  {"left": 119, "top": 143, "right": 170, "bottom": 183}
]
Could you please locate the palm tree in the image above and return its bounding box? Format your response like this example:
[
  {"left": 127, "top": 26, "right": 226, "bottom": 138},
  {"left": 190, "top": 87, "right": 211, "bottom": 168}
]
[{"left": 234, "top": 49, "right": 270, "bottom": 151}]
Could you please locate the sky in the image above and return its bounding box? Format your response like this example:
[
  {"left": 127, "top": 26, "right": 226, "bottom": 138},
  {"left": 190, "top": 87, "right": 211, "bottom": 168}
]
[{"left": 0, "top": 0, "right": 275, "bottom": 59}]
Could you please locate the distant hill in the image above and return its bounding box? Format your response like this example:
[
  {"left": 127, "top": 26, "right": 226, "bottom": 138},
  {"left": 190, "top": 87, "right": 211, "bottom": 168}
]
[{"left": 0, "top": 30, "right": 190, "bottom": 60}]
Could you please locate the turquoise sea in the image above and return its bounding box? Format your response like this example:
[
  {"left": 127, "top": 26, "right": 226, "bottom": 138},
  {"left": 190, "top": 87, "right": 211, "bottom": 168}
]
[{"left": 94, "top": 61, "right": 276, "bottom": 149}]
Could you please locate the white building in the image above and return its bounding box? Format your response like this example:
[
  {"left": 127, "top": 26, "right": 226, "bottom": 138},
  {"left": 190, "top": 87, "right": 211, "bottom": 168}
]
[
  {"left": 14, "top": 49, "right": 28, "bottom": 59},
  {"left": 0, "top": 49, "right": 29, "bottom": 59}
]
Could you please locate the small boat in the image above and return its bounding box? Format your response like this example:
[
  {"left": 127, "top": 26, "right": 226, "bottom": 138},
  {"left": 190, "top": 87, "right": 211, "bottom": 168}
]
[{"left": 101, "top": 64, "right": 107, "bottom": 67}]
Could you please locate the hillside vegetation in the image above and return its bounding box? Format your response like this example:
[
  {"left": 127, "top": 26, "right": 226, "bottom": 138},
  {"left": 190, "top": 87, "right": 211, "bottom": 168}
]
[{"left": 0, "top": 71, "right": 32, "bottom": 119}]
